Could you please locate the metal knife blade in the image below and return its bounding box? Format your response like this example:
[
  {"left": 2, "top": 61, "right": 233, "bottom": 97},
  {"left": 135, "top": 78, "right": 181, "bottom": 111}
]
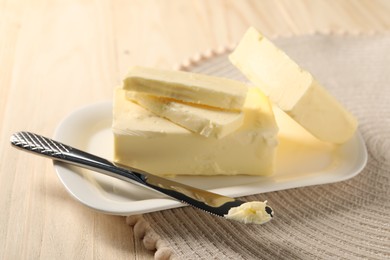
[{"left": 10, "top": 131, "right": 273, "bottom": 220}]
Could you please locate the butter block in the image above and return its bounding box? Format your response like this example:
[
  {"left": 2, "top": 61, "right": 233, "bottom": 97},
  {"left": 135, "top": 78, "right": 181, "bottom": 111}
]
[
  {"left": 126, "top": 91, "right": 244, "bottom": 139},
  {"left": 113, "top": 88, "right": 278, "bottom": 176},
  {"left": 229, "top": 27, "right": 358, "bottom": 144},
  {"left": 123, "top": 66, "right": 249, "bottom": 110}
]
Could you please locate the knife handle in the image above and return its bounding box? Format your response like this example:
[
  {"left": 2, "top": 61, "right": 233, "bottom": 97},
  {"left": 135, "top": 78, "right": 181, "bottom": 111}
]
[{"left": 10, "top": 131, "right": 145, "bottom": 184}]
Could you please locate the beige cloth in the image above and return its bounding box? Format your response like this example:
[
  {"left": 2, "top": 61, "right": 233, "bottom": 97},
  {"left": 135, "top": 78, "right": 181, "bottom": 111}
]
[{"left": 129, "top": 33, "right": 390, "bottom": 259}]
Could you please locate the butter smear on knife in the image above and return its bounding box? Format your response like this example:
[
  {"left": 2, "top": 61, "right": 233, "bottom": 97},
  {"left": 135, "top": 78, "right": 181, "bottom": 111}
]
[{"left": 225, "top": 201, "right": 273, "bottom": 224}]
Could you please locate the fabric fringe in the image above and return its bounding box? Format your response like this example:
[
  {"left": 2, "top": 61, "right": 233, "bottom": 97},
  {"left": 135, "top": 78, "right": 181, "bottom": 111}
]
[{"left": 126, "top": 215, "right": 174, "bottom": 260}]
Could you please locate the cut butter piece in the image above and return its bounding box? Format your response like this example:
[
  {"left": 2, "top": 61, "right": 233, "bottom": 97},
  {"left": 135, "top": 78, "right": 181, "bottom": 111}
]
[
  {"left": 229, "top": 27, "right": 358, "bottom": 144},
  {"left": 126, "top": 91, "right": 244, "bottom": 139},
  {"left": 113, "top": 87, "right": 278, "bottom": 176},
  {"left": 122, "top": 66, "right": 249, "bottom": 110}
]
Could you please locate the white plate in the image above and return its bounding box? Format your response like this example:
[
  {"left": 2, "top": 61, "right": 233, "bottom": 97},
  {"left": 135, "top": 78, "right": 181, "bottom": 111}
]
[{"left": 53, "top": 101, "right": 367, "bottom": 216}]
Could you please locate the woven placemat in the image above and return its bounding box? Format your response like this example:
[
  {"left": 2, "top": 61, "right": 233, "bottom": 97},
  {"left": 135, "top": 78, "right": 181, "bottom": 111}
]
[{"left": 127, "top": 33, "right": 390, "bottom": 260}]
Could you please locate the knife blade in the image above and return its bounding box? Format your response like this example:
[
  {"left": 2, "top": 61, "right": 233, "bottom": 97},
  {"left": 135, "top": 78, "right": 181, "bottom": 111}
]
[{"left": 10, "top": 131, "right": 273, "bottom": 222}]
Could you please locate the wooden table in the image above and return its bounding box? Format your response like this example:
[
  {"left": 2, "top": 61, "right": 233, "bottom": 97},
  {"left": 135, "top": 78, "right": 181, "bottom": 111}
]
[{"left": 1, "top": 1, "right": 390, "bottom": 259}]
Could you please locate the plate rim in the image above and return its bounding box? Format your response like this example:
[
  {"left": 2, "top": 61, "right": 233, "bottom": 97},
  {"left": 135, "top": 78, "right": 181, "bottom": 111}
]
[{"left": 53, "top": 101, "right": 368, "bottom": 215}]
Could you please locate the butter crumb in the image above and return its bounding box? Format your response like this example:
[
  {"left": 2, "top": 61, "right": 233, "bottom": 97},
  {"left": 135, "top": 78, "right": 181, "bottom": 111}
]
[{"left": 224, "top": 201, "right": 273, "bottom": 224}]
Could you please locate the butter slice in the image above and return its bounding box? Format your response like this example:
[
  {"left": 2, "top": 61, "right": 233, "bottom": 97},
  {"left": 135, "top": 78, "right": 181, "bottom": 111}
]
[
  {"left": 229, "top": 27, "right": 358, "bottom": 144},
  {"left": 113, "top": 88, "right": 278, "bottom": 176},
  {"left": 123, "top": 66, "right": 249, "bottom": 110},
  {"left": 126, "top": 91, "right": 244, "bottom": 139}
]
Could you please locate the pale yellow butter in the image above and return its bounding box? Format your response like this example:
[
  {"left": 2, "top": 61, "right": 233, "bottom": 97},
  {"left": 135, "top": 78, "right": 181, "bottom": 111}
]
[
  {"left": 122, "top": 66, "right": 249, "bottom": 110},
  {"left": 113, "top": 88, "right": 278, "bottom": 176},
  {"left": 225, "top": 201, "right": 273, "bottom": 224},
  {"left": 126, "top": 91, "right": 245, "bottom": 139},
  {"left": 229, "top": 27, "right": 358, "bottom": 144}
]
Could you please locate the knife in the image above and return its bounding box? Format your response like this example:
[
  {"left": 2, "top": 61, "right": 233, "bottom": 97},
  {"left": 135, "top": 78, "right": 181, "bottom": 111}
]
[{"left": 10, "top": 131, "right": 273, "bottom": 222}]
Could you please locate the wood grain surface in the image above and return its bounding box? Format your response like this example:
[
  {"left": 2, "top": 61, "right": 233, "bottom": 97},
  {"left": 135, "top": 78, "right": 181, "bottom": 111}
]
[{"left": 1, "top": 1, "right": 390, "bottom": 259}]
